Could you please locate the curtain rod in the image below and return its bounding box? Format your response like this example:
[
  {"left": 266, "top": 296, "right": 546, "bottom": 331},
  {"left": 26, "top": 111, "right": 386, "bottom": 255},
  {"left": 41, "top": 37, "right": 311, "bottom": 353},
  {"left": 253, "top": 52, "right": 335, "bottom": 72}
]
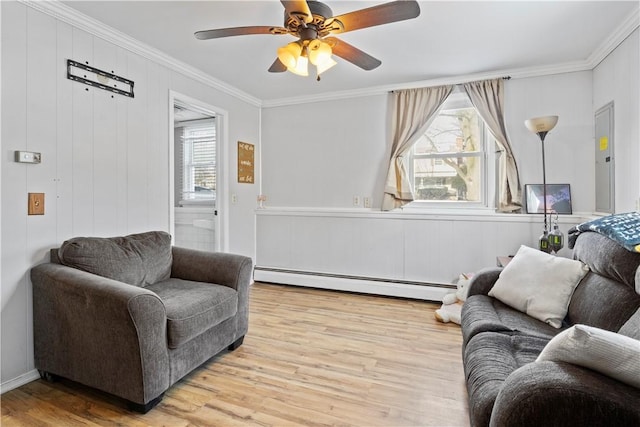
[{"left": 390, "top": 76, "right": 511, "bottom": 93}]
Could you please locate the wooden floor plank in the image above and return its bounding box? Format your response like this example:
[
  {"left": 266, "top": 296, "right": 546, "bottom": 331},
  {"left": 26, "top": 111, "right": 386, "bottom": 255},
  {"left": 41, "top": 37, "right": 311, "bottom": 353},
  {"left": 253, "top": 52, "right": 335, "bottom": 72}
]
[{"left": 1, "top": 283, "right": 469, "bottom": 426}]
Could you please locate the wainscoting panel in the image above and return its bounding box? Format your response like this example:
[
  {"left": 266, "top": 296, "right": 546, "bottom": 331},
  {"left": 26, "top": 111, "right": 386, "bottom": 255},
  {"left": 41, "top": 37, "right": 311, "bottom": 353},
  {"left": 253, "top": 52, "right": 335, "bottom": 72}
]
[{"left": 256, "top": 209, "right": 587, "bottom": 300}]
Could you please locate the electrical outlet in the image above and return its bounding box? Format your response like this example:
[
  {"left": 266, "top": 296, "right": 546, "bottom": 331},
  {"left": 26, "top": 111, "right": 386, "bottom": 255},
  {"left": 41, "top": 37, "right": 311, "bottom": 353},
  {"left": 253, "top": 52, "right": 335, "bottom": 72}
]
[
  {"left": 353, "top": 196, "right": 360, "bottom": 206},
  {"left": 363, "top": 197, "right": 371, "bottom": 208},
  {"left": 231, "top": 194, "right": 237, "bottom": 204}
]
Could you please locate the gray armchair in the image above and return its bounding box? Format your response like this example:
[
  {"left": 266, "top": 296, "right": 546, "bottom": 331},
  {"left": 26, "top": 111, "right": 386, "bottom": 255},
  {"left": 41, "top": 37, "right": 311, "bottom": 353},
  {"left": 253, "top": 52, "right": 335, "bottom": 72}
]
[{"left": 31, "top": 231, "right": 253, "bottom": 412}]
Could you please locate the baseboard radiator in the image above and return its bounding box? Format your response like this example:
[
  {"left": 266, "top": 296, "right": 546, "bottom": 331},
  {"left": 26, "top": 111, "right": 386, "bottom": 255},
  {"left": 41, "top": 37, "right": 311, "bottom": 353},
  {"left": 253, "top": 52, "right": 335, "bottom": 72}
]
[{"left": 253, "top": 267, "right": 456, "bottom": 302}]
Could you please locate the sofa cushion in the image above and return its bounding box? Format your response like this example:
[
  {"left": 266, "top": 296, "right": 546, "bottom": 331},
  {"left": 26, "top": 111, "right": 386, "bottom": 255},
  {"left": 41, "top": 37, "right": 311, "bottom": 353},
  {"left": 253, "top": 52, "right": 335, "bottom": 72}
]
[
  {"left": 488, "top": 245, "right": 588, "bottom": 328},
  {"left": 462, "top": 295, "right": 562, "bottom": 348},
  {"left": 568, "top": 272, "right": 640, "bottom": 332},
  {"left": 464, "top": 332, "right": 550, "bottom": 427},
  {"left": 573, "top": 231, "right": 640, "bottom": 291},
  {"left": 146, "top": 279, "right": 237, "bottom": 349},
  {"left": 537, "top": 324, "right": 640, "bottom": 389},
  {"left": 58, "top": 231, "right": 172, "bottom": 287}
]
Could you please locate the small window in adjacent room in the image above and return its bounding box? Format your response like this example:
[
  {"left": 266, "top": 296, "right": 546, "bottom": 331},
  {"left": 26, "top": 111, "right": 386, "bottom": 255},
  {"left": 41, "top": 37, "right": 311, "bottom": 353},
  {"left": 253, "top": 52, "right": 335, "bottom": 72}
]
[
  {"left": 409, "top": 92, "right": 495, "bottom": 206},
  {"left": 177, "top": 119, "right": 216, "bottom": 205}
]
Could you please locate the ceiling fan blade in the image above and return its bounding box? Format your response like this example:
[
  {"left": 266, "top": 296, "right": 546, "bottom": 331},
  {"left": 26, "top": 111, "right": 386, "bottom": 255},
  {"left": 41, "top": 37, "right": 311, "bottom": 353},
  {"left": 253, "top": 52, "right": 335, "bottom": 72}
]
[
  {"left": 325, "top": 37, "right": 381, "bottom": 71},
  {"left": 268, "top": 58, "right": 288, "bottom": 73},
  {"left": 281, "top": 0, "right": 313, "bottom": 24},
  {"left": 195, "top": 26, "right": 283, "bottom": 40},
  {"left": 330, "top": 0, "right": 420, "bottom": 34}
]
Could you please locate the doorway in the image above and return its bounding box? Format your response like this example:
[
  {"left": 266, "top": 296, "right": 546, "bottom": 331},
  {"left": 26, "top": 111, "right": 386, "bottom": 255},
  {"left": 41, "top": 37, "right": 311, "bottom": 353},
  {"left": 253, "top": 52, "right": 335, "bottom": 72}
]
[{"left": 169, "top": 92, "right": 227, "bottom": 252}]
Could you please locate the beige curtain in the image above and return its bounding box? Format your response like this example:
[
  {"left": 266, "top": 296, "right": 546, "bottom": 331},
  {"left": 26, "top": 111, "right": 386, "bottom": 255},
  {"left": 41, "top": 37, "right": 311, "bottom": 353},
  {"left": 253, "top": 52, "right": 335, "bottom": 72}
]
[
  {"left": 382, "top": 85, "right": 453, "bottom": 211},
  {"left": 463, "top": 79, "right": 522, "bottom": 212}
]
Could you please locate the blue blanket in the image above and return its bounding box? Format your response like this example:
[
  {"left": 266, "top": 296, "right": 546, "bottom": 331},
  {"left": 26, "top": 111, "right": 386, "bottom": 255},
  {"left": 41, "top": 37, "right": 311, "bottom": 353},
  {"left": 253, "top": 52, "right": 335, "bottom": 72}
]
[{"left": 569, "top": 212, "right": 640, "bottom": 252}]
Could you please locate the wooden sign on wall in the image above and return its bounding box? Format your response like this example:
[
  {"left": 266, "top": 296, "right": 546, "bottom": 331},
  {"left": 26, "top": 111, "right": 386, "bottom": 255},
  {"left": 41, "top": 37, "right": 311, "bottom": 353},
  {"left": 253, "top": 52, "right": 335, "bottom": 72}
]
[{"left": 238, "top": 141, "right": 255, "bottom": 184}]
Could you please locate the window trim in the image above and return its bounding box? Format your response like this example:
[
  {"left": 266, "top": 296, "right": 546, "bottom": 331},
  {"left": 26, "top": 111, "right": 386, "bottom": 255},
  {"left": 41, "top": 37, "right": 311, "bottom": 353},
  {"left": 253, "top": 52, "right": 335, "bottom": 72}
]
[
  {"left": 406, "top": 93, "right": 496, "bottom": 209},
  {"left": 177, "top": 118, "right": 217, "bottom": 206}
]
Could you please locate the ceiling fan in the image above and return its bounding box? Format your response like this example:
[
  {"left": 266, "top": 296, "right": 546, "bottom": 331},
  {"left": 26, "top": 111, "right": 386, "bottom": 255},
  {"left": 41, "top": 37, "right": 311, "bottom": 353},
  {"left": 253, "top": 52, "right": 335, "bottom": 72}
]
[{"left": 195, "top": 0, "right": 420, "bottom": 80}]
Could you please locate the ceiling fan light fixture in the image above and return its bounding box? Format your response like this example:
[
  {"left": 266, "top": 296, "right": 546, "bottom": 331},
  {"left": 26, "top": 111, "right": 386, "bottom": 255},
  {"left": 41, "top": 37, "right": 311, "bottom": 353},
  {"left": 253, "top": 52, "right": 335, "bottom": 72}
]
[{"left": 277, "top": 41, "right": 302, "bottom": 69}]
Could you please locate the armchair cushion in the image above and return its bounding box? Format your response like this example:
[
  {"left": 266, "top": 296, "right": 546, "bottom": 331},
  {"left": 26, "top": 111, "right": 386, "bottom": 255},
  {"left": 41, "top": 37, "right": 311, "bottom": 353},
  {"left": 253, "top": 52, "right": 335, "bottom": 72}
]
[
  {"left": 146, "top": 279, "right": 238, "bottom": 349},
  {"left": 58, "top": 231, "right": 172, "bottom": 287}
]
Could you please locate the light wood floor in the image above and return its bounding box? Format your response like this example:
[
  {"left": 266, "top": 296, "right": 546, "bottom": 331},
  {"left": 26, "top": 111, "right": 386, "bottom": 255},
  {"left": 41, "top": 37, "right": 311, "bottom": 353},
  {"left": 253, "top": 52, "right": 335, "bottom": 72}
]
[{"left": 1, "top": 283, "right": 469, "bottom": 427}]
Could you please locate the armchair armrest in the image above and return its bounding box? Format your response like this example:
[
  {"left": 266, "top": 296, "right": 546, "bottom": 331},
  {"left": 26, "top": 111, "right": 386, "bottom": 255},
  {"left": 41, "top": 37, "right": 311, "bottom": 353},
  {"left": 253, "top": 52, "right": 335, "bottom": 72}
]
[
  {"left": 171, "top": 247, "right": 253, "bottom": 291},
  {"left": 490, "top": 361, "right": 640, "bottom": 427},
  {"left": 467, "top": 267, "right": 502, "bottom": 297},
  {"left": 31, "top": 263, "right": 170, "bottom": 405},
  {"left": 170, "top": 247, "right": 253, "bottom": 338}
]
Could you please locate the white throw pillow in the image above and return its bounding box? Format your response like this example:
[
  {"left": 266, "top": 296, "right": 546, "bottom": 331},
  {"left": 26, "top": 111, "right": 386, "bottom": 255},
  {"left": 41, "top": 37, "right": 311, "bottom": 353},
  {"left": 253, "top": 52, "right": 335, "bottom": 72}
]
[
  {"left": 537, "top": 324, "right": 640, "bottom": 388},
  {"left": 488, "top": 245, "right": 589, "bottom": 328}
]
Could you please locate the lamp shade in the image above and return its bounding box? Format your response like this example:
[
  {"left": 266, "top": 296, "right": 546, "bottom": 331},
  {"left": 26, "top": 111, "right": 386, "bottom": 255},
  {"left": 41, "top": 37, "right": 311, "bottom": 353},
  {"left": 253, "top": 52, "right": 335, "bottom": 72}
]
[
  {"left": 316, "top": 57, "right": 337, "bottom": 75},
  {"left": 288, "top": 55, "right": 309, "bottom": 76},
  {"left": 308, "top": 40, "right": 332, "bottom": 66},
  {"left": 277, "top": 42, "right": 302, "bottom": 69},
  {"left": 525, "top": 116, "right": 558, "bottom": 134}
]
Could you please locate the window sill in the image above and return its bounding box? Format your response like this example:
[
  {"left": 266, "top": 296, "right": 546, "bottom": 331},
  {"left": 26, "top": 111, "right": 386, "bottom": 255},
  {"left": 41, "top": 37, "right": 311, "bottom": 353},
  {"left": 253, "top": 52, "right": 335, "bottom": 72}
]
[{"left": 255, "top": 206, "right": 591, "bottom": 224}]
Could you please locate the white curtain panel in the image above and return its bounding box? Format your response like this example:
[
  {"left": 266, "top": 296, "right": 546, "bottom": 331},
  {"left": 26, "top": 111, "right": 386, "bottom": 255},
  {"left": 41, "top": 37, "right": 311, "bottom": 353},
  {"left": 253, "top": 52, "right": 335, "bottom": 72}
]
[
  {"left": 463, "top": 79, "right": 522, "bottom": 212},
  {"left": 382, "top": 85, "right": 453, "bottom": 211}
]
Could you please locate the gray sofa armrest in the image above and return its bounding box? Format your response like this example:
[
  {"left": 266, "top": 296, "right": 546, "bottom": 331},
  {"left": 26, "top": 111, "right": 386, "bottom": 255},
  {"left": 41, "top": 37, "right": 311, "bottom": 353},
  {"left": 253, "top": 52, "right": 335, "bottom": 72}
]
[
  {"left": 171, "top": 247, "right": 253, "bottom": 337},
  {"left": 467, "top": 267, "right": 502, "bottom": 297},
  {"left": 490, "top": 361, "right": 640, "bottom": 427},
  {"left": 31, "top": 263, "right": 170, "bottom": 405}
]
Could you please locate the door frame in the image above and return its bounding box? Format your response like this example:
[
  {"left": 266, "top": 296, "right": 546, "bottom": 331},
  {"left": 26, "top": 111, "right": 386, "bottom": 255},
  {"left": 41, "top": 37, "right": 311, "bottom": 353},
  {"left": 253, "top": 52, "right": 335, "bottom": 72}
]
[
  {"left": 168, "top": 90, "right": 230, "bottom": 252},
  {"left": 594, "top": 101, "right": 615, "bottom": 214}
]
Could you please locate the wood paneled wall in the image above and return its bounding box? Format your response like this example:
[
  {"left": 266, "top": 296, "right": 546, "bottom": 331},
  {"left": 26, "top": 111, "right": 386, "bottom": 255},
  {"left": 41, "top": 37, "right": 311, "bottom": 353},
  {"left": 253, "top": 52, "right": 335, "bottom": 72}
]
[{"left": 1, "top": 2, "right": 260, "bottom": 389}]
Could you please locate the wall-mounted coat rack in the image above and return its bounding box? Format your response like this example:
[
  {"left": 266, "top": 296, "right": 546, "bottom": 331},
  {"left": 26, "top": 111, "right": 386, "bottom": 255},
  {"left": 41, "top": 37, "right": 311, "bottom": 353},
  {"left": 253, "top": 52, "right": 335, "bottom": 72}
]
[{"left": 67, "top": 59, "right": 134, "bottom": 98}]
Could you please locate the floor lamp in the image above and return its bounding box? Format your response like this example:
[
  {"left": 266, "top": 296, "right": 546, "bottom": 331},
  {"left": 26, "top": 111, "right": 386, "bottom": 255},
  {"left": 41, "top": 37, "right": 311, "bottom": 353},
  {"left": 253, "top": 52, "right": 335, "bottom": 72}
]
[{"left": 525, "top": 115, "right": 558, "bottom": 253}]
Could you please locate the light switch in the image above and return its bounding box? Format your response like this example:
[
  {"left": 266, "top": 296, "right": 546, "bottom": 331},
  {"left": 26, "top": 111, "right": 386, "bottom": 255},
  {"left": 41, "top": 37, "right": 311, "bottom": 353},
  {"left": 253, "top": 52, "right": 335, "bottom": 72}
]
[
  {"left": 28, "top": 193, "right": 45, "bottom": 215},
  {"left": 15, "top": 151, "right": 41, "bottom": 164}
]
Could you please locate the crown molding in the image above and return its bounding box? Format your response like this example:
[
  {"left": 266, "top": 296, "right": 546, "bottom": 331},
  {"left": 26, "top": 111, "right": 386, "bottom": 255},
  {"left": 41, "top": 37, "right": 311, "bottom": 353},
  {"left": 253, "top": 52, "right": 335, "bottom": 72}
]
[
  {"left": 21, "top": 0, "right": 262, "bottom": 107},
  {"left": 261, "top": 60, "right": 593, "bottom": 108}
]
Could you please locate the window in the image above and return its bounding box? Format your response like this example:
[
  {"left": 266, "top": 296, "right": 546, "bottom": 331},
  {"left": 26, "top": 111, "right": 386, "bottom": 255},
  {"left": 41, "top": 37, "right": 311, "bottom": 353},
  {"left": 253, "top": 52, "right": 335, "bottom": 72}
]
[
  {"left": 410, "top": 92, "right": 494, "bottom": 205},
  {"left": 178, "top": 119, "right": 216, "bottom": 204}
]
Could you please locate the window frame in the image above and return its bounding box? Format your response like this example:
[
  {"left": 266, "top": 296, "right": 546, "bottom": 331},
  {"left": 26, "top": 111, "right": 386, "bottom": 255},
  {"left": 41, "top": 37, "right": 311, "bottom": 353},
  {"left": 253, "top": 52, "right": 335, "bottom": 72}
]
[
  {"left": 177, "top": 118, "right": 217, "bottom": 206},
  {"left": 406, "top": 91, "right": 496, "bottom": 210}
]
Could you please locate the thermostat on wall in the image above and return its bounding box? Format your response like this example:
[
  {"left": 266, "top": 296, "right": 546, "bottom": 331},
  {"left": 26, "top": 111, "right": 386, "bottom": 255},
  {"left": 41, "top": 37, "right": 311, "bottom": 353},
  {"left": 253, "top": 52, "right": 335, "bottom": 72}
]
[{"left": 15, "top": 151, "right": 41, "bottom": 164}]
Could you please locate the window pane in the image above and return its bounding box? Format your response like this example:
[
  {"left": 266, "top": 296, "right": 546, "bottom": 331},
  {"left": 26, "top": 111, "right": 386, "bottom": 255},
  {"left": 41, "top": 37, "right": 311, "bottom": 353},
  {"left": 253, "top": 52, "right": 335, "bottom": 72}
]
[
  {"left": 414, "top": 107, "right": 482, "bottom": 155},
  {"left": 414, "top": 155, "right": 482, "bottom": 201},
  {"left": 192, "top": 165, "right": 216, "bottom": 198},
  {"left": 181, "top": 121, "right": 216, "bottom": 201}
]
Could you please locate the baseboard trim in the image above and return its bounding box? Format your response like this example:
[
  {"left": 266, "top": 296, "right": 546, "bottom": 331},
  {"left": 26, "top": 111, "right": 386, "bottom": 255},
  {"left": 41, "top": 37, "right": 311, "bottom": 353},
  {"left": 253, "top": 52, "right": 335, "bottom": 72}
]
[
  {"left": 0, "top": 369, "right": 40, "bottom": 394},
  {"left": 254, "top": 267, "right": 455, "bottom": 301}
]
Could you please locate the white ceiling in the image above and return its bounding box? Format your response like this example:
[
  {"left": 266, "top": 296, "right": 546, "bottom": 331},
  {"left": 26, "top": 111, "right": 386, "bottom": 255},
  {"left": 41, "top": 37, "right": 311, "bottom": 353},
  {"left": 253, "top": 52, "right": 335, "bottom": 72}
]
[{"left": 61, "top": 1, "right": 639, "bottom": 103}]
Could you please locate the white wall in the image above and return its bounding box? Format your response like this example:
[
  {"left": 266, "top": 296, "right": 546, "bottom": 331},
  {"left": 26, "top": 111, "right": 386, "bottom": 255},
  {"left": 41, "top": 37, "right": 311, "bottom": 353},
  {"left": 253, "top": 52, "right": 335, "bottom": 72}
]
[
  {"left": 263, "top": 73, "right": 594, "bottom": 212},
  {"left": 256, "top": 72, "right": 595, "bottom": 293},
  {"left": 1, "top": 2, "right": 259, "bottom": 389},
  {"left": 593, "top": 28, "right": 640, "bottom": 212}
]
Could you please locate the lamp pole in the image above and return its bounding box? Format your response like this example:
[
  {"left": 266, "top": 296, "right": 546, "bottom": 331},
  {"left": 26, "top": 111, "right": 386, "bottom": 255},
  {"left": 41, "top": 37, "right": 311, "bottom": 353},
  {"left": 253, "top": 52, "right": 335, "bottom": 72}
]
[
  {"left": 525, "top": 116, "right": 558, "bottom": 253},
  {"left": 539, "top": 131, "right": 550, "bottom": 253}
]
